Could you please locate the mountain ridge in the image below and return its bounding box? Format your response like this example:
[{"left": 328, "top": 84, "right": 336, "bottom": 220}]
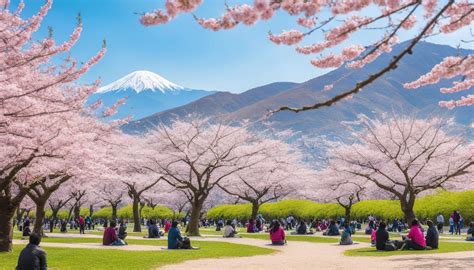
[
  {"left": 89, "top": 70, "right": 214, "bottom": 120},
  {"left": 122, "top": 41, "right": 473, "bottom": 134}
]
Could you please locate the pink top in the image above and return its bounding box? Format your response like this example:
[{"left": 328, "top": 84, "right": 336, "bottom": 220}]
[
  {"left": 79, "top": 217, "right": 85, "bottom": 225},
  {"left": 164, "top": 221, "right": 171, "bottom": 233},
  {"left": 270, "top": 227, "right": 285, "bottom": 242},
  {"left": 407, "top": 224, "right": 426, "bottom": 247},
  {"left": 371, "top": 229, "right": 376, "bottom": 241}
]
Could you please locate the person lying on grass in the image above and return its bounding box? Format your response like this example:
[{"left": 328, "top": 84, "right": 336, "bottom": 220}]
[
  {"left": 103, "top": 220, "right": 127, "bottom": 246},
  {"left": 402, "top": 219, "right": 426, "bottom": 250},
  {"left": 467, "top": 222, "right": 474, "bottom": 241},
  {"left": 269, "top": 220, "right": 286, "bottom": 245},
  {"left": 16, "top": 233, "right": 47, "bottom": 270}
]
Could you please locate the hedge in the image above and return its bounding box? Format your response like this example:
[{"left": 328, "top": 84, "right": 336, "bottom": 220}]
[
  {"left": 111, "top": 205, "right": 182, "bottom": 219},
  {"left": 206, "top": 190, "right": 474, "bottom": 223}
]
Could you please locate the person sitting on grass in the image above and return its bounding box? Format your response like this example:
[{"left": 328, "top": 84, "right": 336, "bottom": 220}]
[
  {"left": 103, "top": 221, "right": 126, "bottom": 246},
  {"left": 296, "top": 220, "right": 308, "bottom": 235},
  {"left": 466, "top": 222, "right": 474, "bottom": 241},
  {"left": 145, "top": 219, "right": 160, "bottom": 239},
  {"left": 425, "top": 220, "right": 439, "bottom": 249},
  {"left": 269, "top": 220, "right": 286, "bottom": 245},
  {"left": 168, "top": 221, "right": 184, "bottom": 249},
  {"left": 365, "top": 220, "right": 375, "bottom": 235},
  {"left": 323, "top": 220, "right": 340, "bottom": 236},
  {"left": 375, "top": 222, "right": 402, "bottom": 251},
  {"left": 16, "top": 233, "right": 47, "bottom": 270},
  {"left": 339, "top": 222, "right": 353, "bottom": 245},
  {"left": 247, "top": 218, "right": 257, "bottom": 233},
  {"left": 223, "top": 220, "right": 238, "bottom": 238},
  {"left": 402, "top": 219, "right": 426, "bottom": 250},
  {"left": 118, "top": 220, "right": 128, "bottom": 241}
]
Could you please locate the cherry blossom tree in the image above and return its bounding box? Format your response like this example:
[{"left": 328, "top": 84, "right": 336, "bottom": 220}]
[
  {"left": 218, "top": 138, "right": 310, "bottom": 220},
  {"left": 144, "top": 119, "right": 277, "bottom": 236},
  {"left": 159, "top": 190, "right": 190, "bottom": 218},
  {"left": 310, "top": 167, "right": 383, "bottom": 221},
  {"left": 0, "top": 0, "right": 121, "bottom": 251},
  {"left": 326, "top": 116, "right": 474, "bottom": 224},
  {"left": 47, "top": 189, "right": 74, "bottom": 233},
  {"left": 94, "top": 183, "right": 126, "bottom": 221},
  {"left": 140, "top": 0, "right": 473, "bottom": 111},
  {"left": 102, "top": 134, "right": 162, "bottom": 232}
]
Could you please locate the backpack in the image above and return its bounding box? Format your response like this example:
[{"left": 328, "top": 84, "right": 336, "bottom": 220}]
[{"left": 179, "top": 237, "right": 192, "bottom": 249}]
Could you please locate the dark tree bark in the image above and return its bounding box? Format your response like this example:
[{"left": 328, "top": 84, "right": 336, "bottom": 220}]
[
  {"left": 187, "top": 199, "right": 205, "bottom": 236},
  {"left": 111, "top": 203, "right": 118, "bottom": 221},
  {"left": 251, "top": 201, "right": 260, "bottom": 221},
  {"left": 124, "top": 179, "right": 161, "bottom": 233},
  {"left": 32, "top": 199, "right": 47, "bottom": 235},
  {"left": 132, "top": 195, "right": 141, "bottom": 232},
  {"left": 0, "top": 201, "right": 15, "bottom": 252}
]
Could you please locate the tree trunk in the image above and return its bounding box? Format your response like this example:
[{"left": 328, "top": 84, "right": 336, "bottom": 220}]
[
  {"left": 111, "top": 204, "right": 118, "bottom": 221},
  {"left": 403, "top": 208, "right": 416, "bottom": 227},
  {"left": 251, "top": 201, "right": 259, "bottom": 220},
  {"left": 0, "top": 203, "right": 15, "bottom": 252},
  {"left": 132, "top": 196, "right": 141, "bottom": 232},
  {"left": 187, "top": 200, "right": 204, "bottom": 236},
  {"left": 401, "top": 197, "right": 416, "bottom": 226},
  {"left": 33, "top": 199, "right": 47, "bottom": 235},
  {"left": 50, "top": 209, "right": 59, "bottom": 233},
  {"left": 74, "top": 205, "right": 80, "bottom": 221},
  {"left": 89, "top": 205, "right": 94, "bottom": 217},
  {"left": 344, "top": 206, "right": 351, "bottom": 222}
]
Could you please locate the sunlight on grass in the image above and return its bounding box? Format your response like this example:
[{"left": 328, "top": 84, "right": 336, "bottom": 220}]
[{"left": 0, "top": 241, "right": 275, "bottom": 270}]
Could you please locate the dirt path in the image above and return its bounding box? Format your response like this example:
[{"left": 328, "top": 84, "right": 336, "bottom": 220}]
[{"left": 160, "top": 237, "right": 474, "bottom": 270}]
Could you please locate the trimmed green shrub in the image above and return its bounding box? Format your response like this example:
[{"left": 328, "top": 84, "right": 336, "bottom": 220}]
[
  {"left": 206, "top": 190, "right": 474, "bottom": 222},
  {"left": 108, "top": 204, "right": 178, "bottom": 220}
]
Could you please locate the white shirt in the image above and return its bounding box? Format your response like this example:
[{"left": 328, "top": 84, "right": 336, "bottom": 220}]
[{"left": 437, "top": 214, "right": 444, "bottom": 223}]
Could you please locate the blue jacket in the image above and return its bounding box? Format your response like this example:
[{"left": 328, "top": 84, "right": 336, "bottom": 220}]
[{"left": 167, "top": 227, "right": 183, "bottom": 249}]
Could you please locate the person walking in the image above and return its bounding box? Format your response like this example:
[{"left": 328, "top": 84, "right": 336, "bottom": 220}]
[
  {"left": 436, "top": 213, "right": 444, "bottom": 233},
  {"left": 79, "top": 216, "right": 85, "bottom": 234},
  {"left": 453, "top": 210, "right": 461, "bottom": 235}
]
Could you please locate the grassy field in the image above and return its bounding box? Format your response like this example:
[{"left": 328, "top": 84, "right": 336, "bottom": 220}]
[
  {"left": 0, "top": 241, "right": 275, "bottom": 270},
  {"left": 345, "top": 241, "right": 474, "bottom": 257}
]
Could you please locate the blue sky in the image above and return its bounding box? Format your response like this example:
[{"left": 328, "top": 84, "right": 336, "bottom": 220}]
[{"left": 11, "top": 0, "right": 473, "bottom": 93}]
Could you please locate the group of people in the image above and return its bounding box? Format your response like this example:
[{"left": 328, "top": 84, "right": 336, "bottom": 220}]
[{"left": 373, "top": 219, "right": 439, "bottom": 251}]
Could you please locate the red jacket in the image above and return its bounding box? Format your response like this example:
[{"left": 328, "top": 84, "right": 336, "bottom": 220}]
[
  {"left": 270, "top": 227, "right": 285, "bottom": 242},
  {"left": 103, "top": 227, "right": 118, "bottom": 245}
]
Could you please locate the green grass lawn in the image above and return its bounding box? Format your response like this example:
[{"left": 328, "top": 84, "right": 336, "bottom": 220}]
[
  {"left": 344, "top": 241, "right": 474, "bottom": 257},
  {"left": 0, "top": 241, "right": 275, "bottom": 270}
]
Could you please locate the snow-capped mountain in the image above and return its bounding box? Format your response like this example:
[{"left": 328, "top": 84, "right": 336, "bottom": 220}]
[
  {"left": 97, "top": 70, "right": 185, "bottom": 93},
  {"left": 89, "top": 70, "right": 214, "bottom": 120}
]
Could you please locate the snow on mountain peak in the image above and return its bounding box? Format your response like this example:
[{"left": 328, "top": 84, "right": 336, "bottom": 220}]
[{"left": 97, "top": 70, "right": 186, "bottom": 93}]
